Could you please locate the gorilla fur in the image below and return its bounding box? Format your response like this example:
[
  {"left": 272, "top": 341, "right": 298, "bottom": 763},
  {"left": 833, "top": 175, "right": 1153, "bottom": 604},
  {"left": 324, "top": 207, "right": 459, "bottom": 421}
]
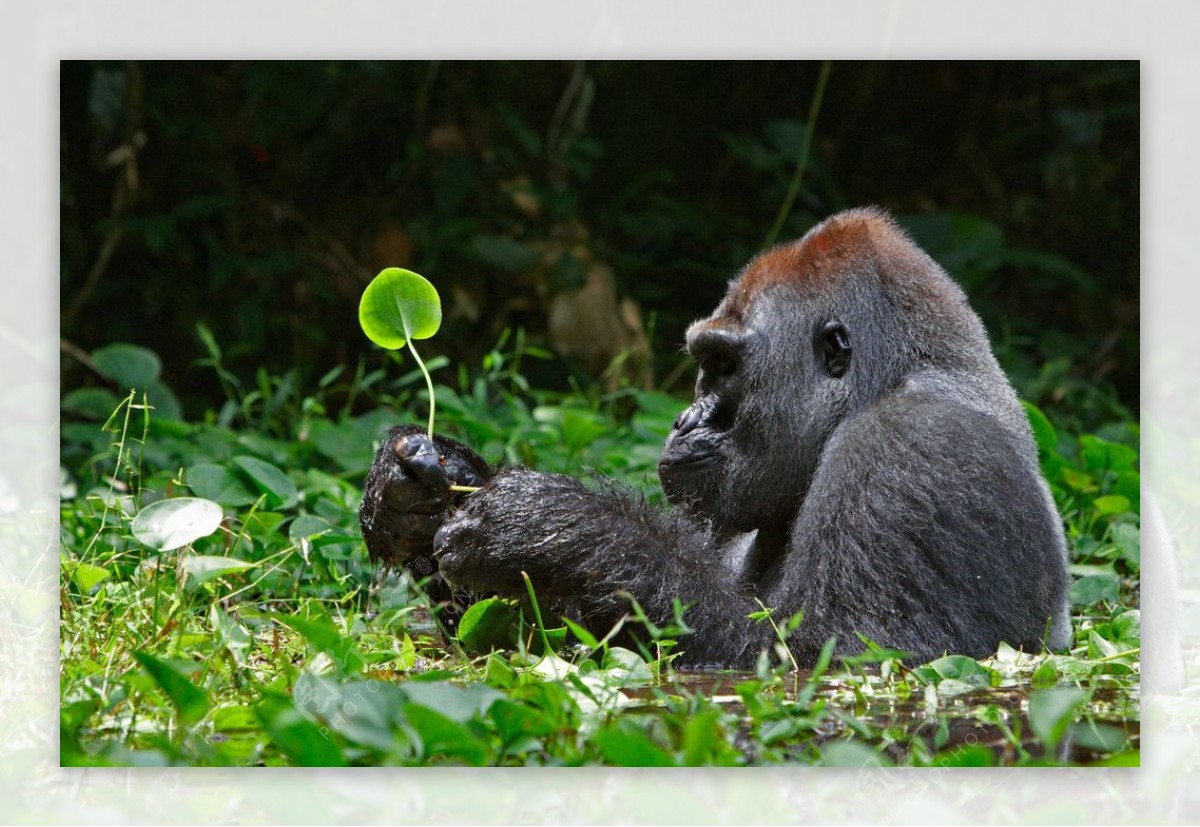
[{"left": 359, "top": 207, "right": 1071, "bottom": 667}]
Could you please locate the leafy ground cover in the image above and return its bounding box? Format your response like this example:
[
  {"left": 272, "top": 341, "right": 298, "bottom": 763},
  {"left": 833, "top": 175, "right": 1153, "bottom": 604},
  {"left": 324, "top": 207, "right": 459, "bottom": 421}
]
[{"left": 59, "top": 333, "right": 1140, "bottom": 767}]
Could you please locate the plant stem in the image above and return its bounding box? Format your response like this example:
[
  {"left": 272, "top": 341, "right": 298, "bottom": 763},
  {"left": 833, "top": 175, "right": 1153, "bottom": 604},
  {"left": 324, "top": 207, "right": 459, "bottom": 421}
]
[
  {"left": 405, "top": 334, "right": 437, "bottom": 441},
  {"left": 762, "top": 60, "right": 833, "bottom": 250}
]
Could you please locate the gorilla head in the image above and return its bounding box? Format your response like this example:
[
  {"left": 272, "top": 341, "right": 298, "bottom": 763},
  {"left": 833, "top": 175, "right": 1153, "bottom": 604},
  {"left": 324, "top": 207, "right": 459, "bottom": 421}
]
[{"left": 660, "top": 208, "right": 1021, "bottom": 539}]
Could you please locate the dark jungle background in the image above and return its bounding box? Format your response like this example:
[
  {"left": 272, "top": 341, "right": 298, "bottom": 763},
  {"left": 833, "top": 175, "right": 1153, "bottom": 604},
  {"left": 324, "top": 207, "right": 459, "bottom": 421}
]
[{"left": 60, "top": 60, "right": 1138, "bottom": 428}]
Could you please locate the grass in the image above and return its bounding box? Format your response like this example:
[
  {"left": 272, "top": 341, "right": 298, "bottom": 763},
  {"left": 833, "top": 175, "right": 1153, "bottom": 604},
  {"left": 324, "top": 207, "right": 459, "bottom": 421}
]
[{"left": 58, "top": 332, "right": 1141, "bottom": 767}]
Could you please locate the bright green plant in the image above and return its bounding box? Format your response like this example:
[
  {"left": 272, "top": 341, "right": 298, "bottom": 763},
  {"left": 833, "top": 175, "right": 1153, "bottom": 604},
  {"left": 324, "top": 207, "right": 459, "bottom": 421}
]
[{"left": 358, "top": 267, "right": 444, "bottom": 441}]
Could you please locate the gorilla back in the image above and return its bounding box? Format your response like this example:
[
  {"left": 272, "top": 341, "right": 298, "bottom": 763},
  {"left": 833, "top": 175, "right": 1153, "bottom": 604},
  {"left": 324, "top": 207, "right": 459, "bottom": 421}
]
[{"left": 360, "top": 207, "right": 1071, "bottom": 667}]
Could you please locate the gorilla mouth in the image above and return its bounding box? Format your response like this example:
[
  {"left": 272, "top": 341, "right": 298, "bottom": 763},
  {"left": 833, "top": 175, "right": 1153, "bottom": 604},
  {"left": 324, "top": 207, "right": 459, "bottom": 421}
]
[{"left": 662, "top": 452, "right": 719, "bottom": 470}]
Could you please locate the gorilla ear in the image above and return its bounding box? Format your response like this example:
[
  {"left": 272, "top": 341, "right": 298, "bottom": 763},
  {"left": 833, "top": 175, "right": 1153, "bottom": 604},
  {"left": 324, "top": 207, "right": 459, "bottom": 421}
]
[{"left": 818, "top": 320, "right": 852, "bottom": 378}]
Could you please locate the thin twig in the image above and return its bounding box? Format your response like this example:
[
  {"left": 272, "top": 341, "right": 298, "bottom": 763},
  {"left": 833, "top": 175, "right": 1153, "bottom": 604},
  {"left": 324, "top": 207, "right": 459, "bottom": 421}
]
[{"left": 762, "top": 60, "right": 833, "bottom": 250}]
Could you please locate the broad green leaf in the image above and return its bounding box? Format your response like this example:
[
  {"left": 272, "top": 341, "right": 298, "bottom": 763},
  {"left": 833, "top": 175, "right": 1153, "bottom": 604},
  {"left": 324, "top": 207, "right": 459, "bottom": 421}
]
[
  {"left": 489, "top": 699, "right": 555, "bottom": 745},
  {"left": 133, "top": 651, "right": 210, "bottom": 725},
  {"left": 1031, "top": 658, "right": 1059, "bottom": 688},
  {"left": 403, "top": 703, "right": 489, "bottom": 765},
  {"left": 232, "top": 455, "right": 298, "bottom": 509},
  {"left": 593, "top": 723, "right": 676, "bottom": 767},
  {"left": 359, "top": 268, "right": 442, "bottom": 350},
  {"left": 601, "top": 647, "right": 653, "bottom": 683},
  {"left": 292, "top": 673, "right": 406, "bottom": 752},
  {"left": 1111, "top": 609, "right": 1141, "bottom": 647},
  {"left": 818, "top": 740, "right": 891, "bottom": 768},
  {"left": 1092, "top": 495, "right": 1131, "bottom": 516},
  {"left": 91, "top": 343, "right": 162, "bottom": 389},
  {"left": 402, "top": 680, "right": 502, "bottom": 723},
  {"left": 131, "top": 497, "right": 223, "bottom": 551},
  {"left": 456, "top": 597, "right": 518, "bottom": 653},
  {"left": 1028, "top": 687, "right": 1086, "bottom": 752},
  {"left": 61, "top": 387, "right": 121, "bottom": 420},
  {"left": 933, "top": 744, "right": 995, "bottom": 766},
  {"left": 1069, "top": 573, "right": 1120, "bottom": 607},
  {"left": 288, "top": 513, "right": 337, "bottom": 545},
  {"left": 1080, "top": 435, "right": 1138, "bottom": 476},
  {"left": 181, "top": 555, "right": 256, "bottom": 586},
  {"left": 70, "top": 562, "right": 111, "bottom": 595},
  {"left": 681, "top": 709, "right": 722, "bottom": 767},
  {"left": 256, "top": 693, "right": 347, "bottom": 767},
  {"left": 1069, "top": 721, "right": 1130, "bottom": 754},
  {"left": 913, "top": 655, "right": 999, "bottom": 687},
  {"left": 1111, "top": 523, "right": 1140, "bottom": 568}
]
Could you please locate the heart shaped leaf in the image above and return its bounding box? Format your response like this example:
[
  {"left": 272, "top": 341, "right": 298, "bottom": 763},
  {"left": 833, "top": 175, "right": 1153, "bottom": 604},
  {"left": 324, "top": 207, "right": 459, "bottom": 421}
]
[
  {"left": 131, "top": 497, "right": 224, "bottom": 551},
  {"left": 358, "top": 268, "right": 442, "bottom": 350}
]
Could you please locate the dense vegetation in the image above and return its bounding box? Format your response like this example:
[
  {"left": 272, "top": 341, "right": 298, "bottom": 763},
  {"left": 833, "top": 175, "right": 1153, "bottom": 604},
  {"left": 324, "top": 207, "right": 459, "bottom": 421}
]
[{"left": 59, "top": 61, "right": 1140, "bottom": 767}]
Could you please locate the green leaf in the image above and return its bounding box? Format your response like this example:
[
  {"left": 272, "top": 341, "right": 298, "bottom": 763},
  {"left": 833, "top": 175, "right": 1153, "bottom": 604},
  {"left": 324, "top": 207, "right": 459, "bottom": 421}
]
[
  {"left": 256, "top": 693, "right": 347, "bottom": 767},
  {"left": 274, "top": 613, "right": 366, "bottom": 675},
  {"left": 131, "top": 497, "right": 224, "bottom": 551},
  {"left": 1069, "top": 721, "right": 1131, "bottom": 755},
  {"left": 561, "top": 616, "right": 600, "bottom": 650},
  {"left": 489, "top": 699, "right": 555, "bottom": 745},
  {"left": 593, "top": 723, "right": 677, "bottom": 767},
  {"left": 359, "top": 268, "right": 442, "bottom": 350},
  {"left": 1069, "top": 573, "right": 1120, "bottom": 607},
  {"left": 180, "top": 555, "right": 256, "bottom": 586},
  {"left": 292, "top": 674, "right": 406, "bottom": 753},
  {"left": 1111, "top": 523, "right": 1140, "bottom": 568},
  {"left": 133, "top": 651, "right": 210, "bottom": 725},
  {"left": 402, "top": 680, "right": 502, "bottom": 723},
  {"left": 1092, "top": 495, "right": 1131, "bottom": 516},
  {"left": 601, "top": 647, "right": 653, "bottom": 683},
  {"left": 91, "top": 343, "right": 162, "bottom": 389},
  {"left": 819, "top": 740, "right": 891, "bottom": 768},
  {"left": 1080, "top": 435, "right": 1138, "bottom": 476},
  {"left": 914, "top": 655, "right": 999, "bottom": 687},
  {"left": 1028, "top": 687, "right": 1086, "bottom": 752},
  {"left": 186, "top": 463, "right": 258, "bottom": 506},
  {"left": 457, "top": 597, "right": 519, "bottom": 653},
  {"left": 288, "top": 513, "right": 337, "bottom": 545},
  {"left": 1031, "top": 658, "right": 1059, "bottom": 688},
  {"left": 70, "top": 562, "right": 111, "bottom": 595},
  {"left": 1110, "top": 609, "right": 1141, "bottom": 647},
  {"left": 1021, "top": 400, "right": 1058, "bottom": 460},
  {"left": 681, "top": 708, "right": 722, "bottom": 766},
  {"left": 403, "top": 703, "right": 489, "bottom": 765},
  {"left": 232, "top": 455, "right": 298, "bottom": 509},
  {"left": 61, "top": 387, "right": 121, "bottom": 420}
]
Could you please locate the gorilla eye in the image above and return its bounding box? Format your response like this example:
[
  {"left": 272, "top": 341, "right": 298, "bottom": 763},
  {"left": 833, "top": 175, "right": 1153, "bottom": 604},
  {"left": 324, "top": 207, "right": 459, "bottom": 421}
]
[
  {"left": 817, "top": 320, "right": 852, "bottom": 378},
  {"left": 701, "top": 353, "right": 736, "bottom": 379}
]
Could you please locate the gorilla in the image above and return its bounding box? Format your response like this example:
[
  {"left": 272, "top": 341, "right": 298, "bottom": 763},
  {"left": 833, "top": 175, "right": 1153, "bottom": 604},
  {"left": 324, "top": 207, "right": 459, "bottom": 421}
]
[{"left": 359, "top": 207, "right": 1071, "bottom": 667}]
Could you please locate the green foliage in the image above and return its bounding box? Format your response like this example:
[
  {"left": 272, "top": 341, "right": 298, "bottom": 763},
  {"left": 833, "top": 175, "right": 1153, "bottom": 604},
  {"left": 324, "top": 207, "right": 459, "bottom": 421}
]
[{"left": 59, "top": 337, "right": 1140, "bottom": 768}]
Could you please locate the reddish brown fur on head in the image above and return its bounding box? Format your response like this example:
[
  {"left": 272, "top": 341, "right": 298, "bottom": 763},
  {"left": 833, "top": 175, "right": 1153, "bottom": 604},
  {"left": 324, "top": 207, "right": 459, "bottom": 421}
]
[{"left": 703, "top": 207, "right": 919, "bottom": 330}]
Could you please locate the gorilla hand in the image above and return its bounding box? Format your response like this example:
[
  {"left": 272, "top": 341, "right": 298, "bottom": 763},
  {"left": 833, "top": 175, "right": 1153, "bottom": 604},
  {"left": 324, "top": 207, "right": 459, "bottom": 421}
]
[
  {"left": 359, "top": 424, "right": 491, "bottom": 573},
  {"left": 433, "top": 469, "right": 584, "bottom": 597}
]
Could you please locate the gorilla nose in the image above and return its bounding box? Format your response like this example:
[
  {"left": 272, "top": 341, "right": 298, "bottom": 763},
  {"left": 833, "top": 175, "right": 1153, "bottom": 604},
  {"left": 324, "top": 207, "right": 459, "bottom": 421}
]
[{"left": 673, "top": 405, "right": 703, "bottom": 436}]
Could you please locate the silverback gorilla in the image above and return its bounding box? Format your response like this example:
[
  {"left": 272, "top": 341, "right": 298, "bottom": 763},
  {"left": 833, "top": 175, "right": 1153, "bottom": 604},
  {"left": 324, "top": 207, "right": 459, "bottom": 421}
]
[{"left": 359, "top": 207, "right": 1071, "bottom": 667}]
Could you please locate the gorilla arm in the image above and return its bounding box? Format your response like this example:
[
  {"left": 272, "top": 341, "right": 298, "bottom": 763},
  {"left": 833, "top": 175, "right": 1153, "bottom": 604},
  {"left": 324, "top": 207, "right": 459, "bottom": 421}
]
[
  {"left": 432, "top": 379, "right": 1070, "bottom": 668},
  {"left": 433, "top": 469, "right": 776, "bottom": 666}
]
